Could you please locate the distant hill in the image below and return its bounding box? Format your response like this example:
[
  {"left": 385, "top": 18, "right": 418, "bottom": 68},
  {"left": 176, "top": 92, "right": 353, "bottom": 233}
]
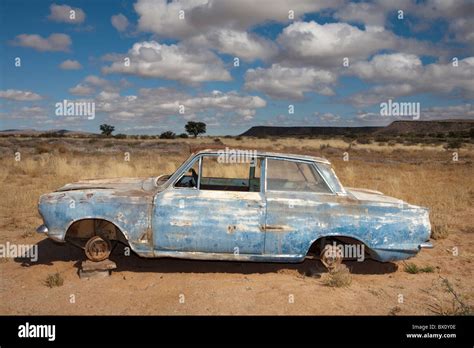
[
  {"left": 241, "top": 120, "right": 474, "bottom": 137},
  {"left": 375, "top": 120, "right": 474, "bottom": 135},
  {"left": 0, "top": 129, "right": 97, "bottom": 137},
  {"left": 241, "top": 126, "right": 382, "bottom": 137}
]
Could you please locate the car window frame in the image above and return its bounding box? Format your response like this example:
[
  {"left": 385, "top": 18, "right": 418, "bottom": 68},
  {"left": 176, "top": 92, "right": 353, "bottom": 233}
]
[
  {"left": 263, "top": 157, "right": 336, "bottom": 195},
  {"left": 172, "top": 155, "right": 201, "bottom": 190},
  {"left": 172, "top": 153, "right": 265, "bottom": 193}
]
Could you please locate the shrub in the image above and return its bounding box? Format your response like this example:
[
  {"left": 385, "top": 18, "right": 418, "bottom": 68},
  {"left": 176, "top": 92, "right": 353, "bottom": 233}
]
[
  {"left": 404, "top": 263, "right": 435, "bottom": 274},
  {"left": 114, "top": 134, "right": 127, "bottom": 139},
  {"left": 446, "top": 139, "right": 462, "bottom": 149},
  {"left": 375, "top": 135, "right": 390, "bottom": 143},
  {"left": 45, "top": 273, "right": 64, "bottom": 288},
  {"left": 160, "top": 131, "right": 176, "bottom": 139},
  {"left": 178, "top": 133, "right": 189, "bottom": 138},
  {"left": 322, "top": 265, "right": 352, "bottom": 287},
  {"left": 357, "top": 137, "right": 373, "bottom": 145}
]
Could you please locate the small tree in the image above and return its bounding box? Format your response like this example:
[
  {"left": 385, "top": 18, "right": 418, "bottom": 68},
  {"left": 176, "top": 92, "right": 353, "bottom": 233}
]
[
  {"left": 100, "top": 124, "right": 115, "bottom": 136},
  {"left": 159, "top": 131, "right": 176, "bottom": 139},
  {"left": 185, "top": 121, "right": 206, "bottom": 138}
]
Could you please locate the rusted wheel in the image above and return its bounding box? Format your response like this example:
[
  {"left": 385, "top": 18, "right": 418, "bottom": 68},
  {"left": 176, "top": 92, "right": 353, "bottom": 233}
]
[
  {"left": 320, "top": 244, "right": 343, "bottom": 271},
  {"left": 84, "top": 236, "right": 111, "bottom": 262}
]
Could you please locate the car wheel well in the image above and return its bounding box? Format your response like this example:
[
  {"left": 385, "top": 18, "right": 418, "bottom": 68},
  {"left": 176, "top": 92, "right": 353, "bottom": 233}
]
[
  {"left": 307, "top": 235, "right": 370, "bottom": 257},
  {"left": 65, "top": 218, "right": 128, "bottom": 245}
]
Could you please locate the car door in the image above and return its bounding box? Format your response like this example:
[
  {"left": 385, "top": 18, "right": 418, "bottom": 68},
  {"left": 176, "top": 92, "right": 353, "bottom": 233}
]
[
  {"left": 153, "top": 154, "right": 266, "bottom": 254},
  {"left": 263, "top": 158, "right": 335, "bottom": 256}
]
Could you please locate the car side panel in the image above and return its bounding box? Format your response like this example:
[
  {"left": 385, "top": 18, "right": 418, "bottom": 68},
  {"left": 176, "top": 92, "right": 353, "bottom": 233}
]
[
  {"left": 264, "top": 191, "right": 365, "bottom": 256},
  {"left": 39, "top": 190, "right": 154, "bottom": 255}
]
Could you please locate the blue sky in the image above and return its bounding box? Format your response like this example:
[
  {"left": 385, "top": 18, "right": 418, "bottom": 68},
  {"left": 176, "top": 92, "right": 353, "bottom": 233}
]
[{"left": 0, "top": 0, "right": 473, "bottom": 135}]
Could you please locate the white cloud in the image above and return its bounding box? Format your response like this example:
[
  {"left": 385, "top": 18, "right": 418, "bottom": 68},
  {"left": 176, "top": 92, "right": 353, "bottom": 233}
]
[
  {"left": 94, "top": 87, "right": 266, "bottom": 121},
  {"left": 0, "top": 89, "right": 43, "bottom": 101},
  {"left": 315, "top": 112, "right": 342, "bottom": 123},
  {"left": 189, "top": 29, "right": 277, "bottom": 61},
  {"left": 421, "top": 103, "right": 474, "bottom": 120},
  {"left": 111, "top": 14, "right": 129, "bottom": 32},
  {"left": 11, "top": 33, "right": 71, "bottom": 52},
  {"left": 68, "top": 75, "right": 128, "bottom": 96},
  {"left": 350, "top": 53, "right": 423, "bottom": 82},
  {"left": 84, "top": 75, "right": 109, "bottom": 87},
  {"left": 69, "top": 84, "right": 95, "bottom": 96},
  {"left": 348, "top": 55, "right": 474, "bottom": 106},
  {"left": 334, "top": 2, "right": 387, "bottom": 27},
  {"left": 245, "top": 64, "right": 336, "bottom": 100},
  {"left": 102, "top": 41, "right": 231, "bottom": 84},
  {"left": 406, "top": 1, "right": 474, "bottom": 45},
  {"left": 134, "top": 0, "right": 340, "bottom": 38},
  {"left": 47, "top": 3, "right": 86, "bottom": 24},
  {"left": 449, "top": 17, "right": 474, "bottom": 45},
  {"left": 59, "top": 59, "right": 82, "bottom": 70},
  {"left": 334, "top": 0, "right": 414, "bottom": 28},
  {"left": 133, "top": 0, "right": 342, "bottom": 61},
  {"left": 277, "top": 21, "right": 439, "bottom": 68},
  {"left": 7, "top": 106, "right": 49, "bottom": 120}
]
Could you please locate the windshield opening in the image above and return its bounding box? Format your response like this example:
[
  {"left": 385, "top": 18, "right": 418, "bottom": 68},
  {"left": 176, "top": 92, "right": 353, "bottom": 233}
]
[{"left": 316, "top": 163, "right": 346, "bottom": 194}]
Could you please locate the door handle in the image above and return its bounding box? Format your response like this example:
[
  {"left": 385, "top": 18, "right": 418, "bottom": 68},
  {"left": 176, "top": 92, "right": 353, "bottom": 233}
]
[{"left": 248, "top": 202, "right": 266, "bottom": 208}]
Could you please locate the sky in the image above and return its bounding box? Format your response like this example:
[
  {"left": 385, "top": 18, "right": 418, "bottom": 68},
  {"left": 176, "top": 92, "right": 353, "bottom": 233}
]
[{"left": 0, "top": 0, "right": 473, "bottom": 135}]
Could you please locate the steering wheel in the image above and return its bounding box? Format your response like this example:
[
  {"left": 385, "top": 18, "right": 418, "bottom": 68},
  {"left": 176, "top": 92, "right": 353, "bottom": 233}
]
[{"left": 190, "top": 168, "right": 198, "bottom": 187}]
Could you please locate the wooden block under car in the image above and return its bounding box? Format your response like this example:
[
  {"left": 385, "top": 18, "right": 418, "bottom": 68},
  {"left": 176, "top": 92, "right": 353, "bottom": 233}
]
[{"left": 79, "top": 259, "right": 117, "bottom": 279}]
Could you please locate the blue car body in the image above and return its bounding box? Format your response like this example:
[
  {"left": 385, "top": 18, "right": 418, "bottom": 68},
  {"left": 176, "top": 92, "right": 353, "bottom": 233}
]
[{"left": 37, "top": 150, "right": 432, "bottom": 263}]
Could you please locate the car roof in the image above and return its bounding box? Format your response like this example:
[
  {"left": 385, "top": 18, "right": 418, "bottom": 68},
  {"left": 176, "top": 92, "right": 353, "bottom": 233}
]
[{"left": 194, "top": 149, "right": 331, "bottom": 164}]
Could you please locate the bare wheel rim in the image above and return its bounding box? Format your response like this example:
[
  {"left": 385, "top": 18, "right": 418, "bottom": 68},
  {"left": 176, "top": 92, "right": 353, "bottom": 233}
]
[
  {"left": 320, "top": 244, "right": 343, "bottom": 270},
  {"left": 84, "top": 236, "right": 111, "bottom": 262}
]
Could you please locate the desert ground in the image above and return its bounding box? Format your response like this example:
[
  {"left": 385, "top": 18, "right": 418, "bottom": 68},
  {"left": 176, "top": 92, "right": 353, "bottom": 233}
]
[{"left": 0, "top": 136, "right": 472, "bottom": 315}]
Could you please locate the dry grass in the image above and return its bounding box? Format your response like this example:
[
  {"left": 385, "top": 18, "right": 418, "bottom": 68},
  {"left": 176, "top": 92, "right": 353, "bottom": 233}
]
[
  {"left": 429, "top": 278, "right": 473, "bottom": 315},
  {"left": 403, "top": 263, "right": 435, "bottom": 274}
]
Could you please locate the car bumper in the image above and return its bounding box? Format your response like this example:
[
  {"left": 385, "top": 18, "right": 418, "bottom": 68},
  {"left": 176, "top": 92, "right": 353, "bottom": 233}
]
[
  {"left": 419, "top": 242, "right": 433, "bottom": 249},
  {"left": 36, "top": 224, "right": 49, "bottom": 234}
]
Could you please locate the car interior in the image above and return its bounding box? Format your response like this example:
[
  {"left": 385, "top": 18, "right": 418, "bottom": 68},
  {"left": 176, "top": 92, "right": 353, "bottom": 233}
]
[{"left": 174, "top": 155, "right": 261, "bottom": 192}]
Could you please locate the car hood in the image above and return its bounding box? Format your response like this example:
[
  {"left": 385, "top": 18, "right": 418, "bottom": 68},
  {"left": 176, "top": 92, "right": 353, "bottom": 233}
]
[
  {"left": 56, "top": 177, "right": 158, "bottom": 193},
  {"left": 346, "top": 187, "right": 410, "bottom": 206}
]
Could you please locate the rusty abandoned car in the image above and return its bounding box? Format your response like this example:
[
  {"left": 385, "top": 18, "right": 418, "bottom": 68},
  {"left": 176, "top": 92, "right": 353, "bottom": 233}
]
[{"left": 37, "top": 149, "right": 432, "bottom": 270}]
